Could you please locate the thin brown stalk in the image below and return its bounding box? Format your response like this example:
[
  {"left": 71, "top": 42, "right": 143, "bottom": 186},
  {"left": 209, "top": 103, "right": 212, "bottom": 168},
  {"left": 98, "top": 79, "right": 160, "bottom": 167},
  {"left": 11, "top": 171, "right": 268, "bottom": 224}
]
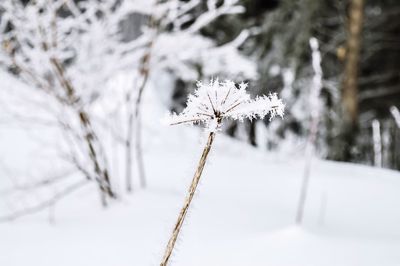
[
  {"left": 126, "top": 9, "right": 160, "bottom": 191},
  {"left": 169, "top": 118, "right": 205, "bottom": 126},
  {"left": 125, "top": 118, "right": 134, "bottom": 192},
  {"left": 50, "top": 54, "right": 115, "bottom": 205},
  {"left": 161, "top": 129, "right": 217, "bottom": 266},
  {"left": 295, "top": 111, "right": 319, "bottom": 224},
  {"left": 39, "top": 23, "right": 115, "bottom": 204}
]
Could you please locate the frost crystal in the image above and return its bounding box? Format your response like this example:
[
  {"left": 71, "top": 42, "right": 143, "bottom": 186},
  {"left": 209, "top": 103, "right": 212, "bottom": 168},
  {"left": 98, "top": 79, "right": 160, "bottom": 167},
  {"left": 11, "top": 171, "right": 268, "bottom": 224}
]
[{"left": 167, "top": 79, "right": 284, "bottom": 131}]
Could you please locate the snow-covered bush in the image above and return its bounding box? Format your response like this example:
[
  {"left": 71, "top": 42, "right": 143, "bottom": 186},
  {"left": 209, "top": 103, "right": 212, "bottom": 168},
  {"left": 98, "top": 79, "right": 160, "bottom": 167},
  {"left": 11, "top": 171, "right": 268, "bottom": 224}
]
[{"left": 0, "top": 0, "right": 258, "bottom": 219}]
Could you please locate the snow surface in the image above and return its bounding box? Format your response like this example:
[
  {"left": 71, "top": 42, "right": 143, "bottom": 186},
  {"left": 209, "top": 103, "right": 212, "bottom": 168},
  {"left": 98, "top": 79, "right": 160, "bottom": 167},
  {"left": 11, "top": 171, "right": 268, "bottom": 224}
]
[
  {"left": 1, "top": 125, "right": 400, "bottom": 265},
  {"left": 1, "top": 85, "right": 400, "bottom": 266}
]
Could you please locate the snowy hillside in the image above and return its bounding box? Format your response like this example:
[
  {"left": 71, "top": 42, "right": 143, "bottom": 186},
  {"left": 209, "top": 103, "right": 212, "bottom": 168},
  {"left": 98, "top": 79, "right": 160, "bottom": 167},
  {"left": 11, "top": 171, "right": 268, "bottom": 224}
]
[{"left": 1, "top": 118, "right": 400, "bottom": 266}]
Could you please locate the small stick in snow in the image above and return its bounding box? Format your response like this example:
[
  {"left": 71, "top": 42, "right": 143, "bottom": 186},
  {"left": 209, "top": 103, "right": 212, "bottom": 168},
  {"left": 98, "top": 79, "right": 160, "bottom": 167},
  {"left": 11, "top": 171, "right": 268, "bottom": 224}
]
[
  {"left": 390, "top": 106, "right": 400, "bottom": 129},
  {"left": 296, "top": 37, "right": 323, "bottom": 225},
  {"left": 161, "top": 79, "right": 284, "bottom": 265}
]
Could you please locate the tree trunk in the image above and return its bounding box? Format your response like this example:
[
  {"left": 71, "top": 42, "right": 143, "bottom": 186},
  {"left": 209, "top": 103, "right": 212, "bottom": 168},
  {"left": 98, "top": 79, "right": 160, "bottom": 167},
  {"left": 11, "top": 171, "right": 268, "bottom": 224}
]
[
  {"left": 342, "top": 0, "right": 364, "bottom": 124},
  {"left": 341, "top": 0, "right": 364, "bottom": 160}
]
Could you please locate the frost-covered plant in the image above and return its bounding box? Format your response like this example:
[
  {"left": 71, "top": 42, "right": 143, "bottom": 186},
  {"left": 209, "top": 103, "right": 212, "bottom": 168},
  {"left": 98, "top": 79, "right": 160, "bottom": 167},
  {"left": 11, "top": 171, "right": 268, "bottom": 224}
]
[
  {"left": 296, "top": 37, "right": 323, "bottom": 224},
  {"left": 0, "top": 0, "right": 128, "bottom": 206},
  {"left": 168, "top": 79, "right": 283, "bottom": 130},
  {"left": 0, "top": 0, "right": 258, "bottom": 219},
  {"left": 161, "top": 79, "right": 284, "bottom": 265},
  {"left": 390, "top": 106, "right": 400, "bottom": 129}
]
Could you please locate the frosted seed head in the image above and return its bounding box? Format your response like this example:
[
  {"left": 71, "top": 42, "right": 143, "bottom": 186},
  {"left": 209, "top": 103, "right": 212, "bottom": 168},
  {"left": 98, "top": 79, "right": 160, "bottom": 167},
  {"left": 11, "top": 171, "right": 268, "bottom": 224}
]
[{"left": 166, "top": 79, "right": 284, "bottom": 130}]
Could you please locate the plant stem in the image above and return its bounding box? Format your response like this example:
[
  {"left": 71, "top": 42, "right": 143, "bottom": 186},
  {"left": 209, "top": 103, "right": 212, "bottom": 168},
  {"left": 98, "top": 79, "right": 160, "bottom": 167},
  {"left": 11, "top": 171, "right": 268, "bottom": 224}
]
[
  {"left": 296, "top": 155, "right": 312, "bottom": 224},
  {"left": 132, "top": 10, "right": 160, "bottom": 190},
  {"left": 160, "top": 131, "right": 216, "bottom": 266},
  {"left": 135, "top": 84, "right": 147, "bottom": 188}
]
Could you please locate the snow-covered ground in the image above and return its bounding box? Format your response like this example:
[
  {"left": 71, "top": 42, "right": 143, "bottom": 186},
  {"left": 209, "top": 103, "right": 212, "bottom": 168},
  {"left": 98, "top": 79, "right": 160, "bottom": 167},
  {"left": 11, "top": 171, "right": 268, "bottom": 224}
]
[
  {"left": 1, "top": 119, "right": 400, "bottom": 266},
  {"left": 1, "top": 76, "right": 400, "bottom": 266}
]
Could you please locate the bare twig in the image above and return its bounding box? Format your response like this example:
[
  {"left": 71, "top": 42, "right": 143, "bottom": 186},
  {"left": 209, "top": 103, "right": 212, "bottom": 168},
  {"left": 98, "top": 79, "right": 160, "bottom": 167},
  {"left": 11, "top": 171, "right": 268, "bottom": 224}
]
[
  {"left": 126, "top": 9, "right": 159, "bottom": 192},
  {"left": 0, "top": 169, "right": 76, "bottom": 196},
  {"left": 296, "top": 38, "right": 323, "bottom": 225},
  {"left": 0, "top": 179, "right": 90, "bottom": 222}
]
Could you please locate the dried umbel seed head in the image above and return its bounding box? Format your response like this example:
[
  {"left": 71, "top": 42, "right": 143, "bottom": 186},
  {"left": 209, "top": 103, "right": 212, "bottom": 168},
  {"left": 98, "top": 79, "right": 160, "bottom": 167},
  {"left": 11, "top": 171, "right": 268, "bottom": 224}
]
[{"left": 167, "top": 79, "right": 284, "bottom": 131}]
